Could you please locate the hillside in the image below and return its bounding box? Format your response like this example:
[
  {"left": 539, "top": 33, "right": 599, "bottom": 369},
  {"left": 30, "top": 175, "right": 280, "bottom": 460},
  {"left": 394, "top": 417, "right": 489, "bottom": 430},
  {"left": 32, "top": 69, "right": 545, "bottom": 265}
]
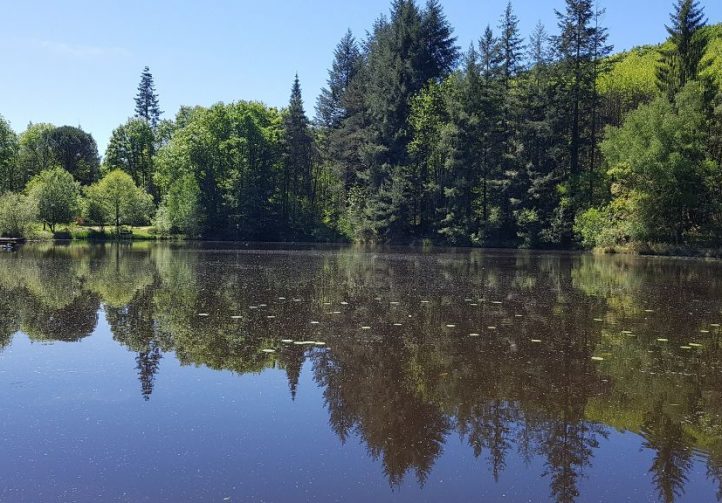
[{"left": 600, "top": 23, "right": 722, "bottom": 114}]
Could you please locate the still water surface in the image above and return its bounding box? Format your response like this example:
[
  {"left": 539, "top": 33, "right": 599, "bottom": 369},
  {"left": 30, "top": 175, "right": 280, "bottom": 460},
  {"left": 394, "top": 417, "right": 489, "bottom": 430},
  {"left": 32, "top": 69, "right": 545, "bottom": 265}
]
[{"left": 1, "top": 243, "right": 722, "bottom": 502}]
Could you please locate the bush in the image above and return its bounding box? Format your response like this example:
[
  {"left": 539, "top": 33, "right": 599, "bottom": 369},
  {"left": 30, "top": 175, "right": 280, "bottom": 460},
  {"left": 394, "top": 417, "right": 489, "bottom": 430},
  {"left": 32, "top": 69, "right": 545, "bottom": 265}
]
[
  {"left": 26, "top": 167, "right": 81, "bottom": 232},
  {"left": 574, "top": 206, "right": 635, "bottom": 249},
  {"left": 0, "top": 192, "right": 37, "bottom": 237}
]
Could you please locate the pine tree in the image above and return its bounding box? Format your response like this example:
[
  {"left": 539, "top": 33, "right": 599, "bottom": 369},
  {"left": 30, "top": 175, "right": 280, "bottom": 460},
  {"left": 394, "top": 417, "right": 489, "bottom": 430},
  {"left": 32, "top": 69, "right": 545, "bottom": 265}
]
[
  {"left": 352, "top": 0, "right": 458, "bottom": 240},
  {"left": 551, "top": 0, "right": 612, "bottom": 243},
  {"left": 498, "top": 2, "right": 525, "bottom": 83},
  {"left": 316, "top": 30, "right": 361, "bottom": 128},
  {"left": 134, "top": 66, "right": 163, "bottom": 128},
  {"left": 477, "top": 27, "right": 506, "bottom": 240},
  {"left": 282, "top": 75, "right": 316, "bottom": 234},
  {"left": 657, "top": 0, "right": 708, "bottom": 100},
  {"left": 496, "top": 3, "right": 526, "bottom": 240},
  {"left": 516, "top": 23, "right": 556, "bottom": 247},
  {"left": 588, "top": 7, "right": 613, "bottom": 205}
]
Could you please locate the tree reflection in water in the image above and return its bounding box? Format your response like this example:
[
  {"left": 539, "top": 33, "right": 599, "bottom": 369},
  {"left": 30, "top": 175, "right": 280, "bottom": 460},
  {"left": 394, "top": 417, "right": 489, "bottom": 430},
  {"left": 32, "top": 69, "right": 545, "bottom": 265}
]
[{"left": 1, "top": 243, "right": 722, "bottom": 501}]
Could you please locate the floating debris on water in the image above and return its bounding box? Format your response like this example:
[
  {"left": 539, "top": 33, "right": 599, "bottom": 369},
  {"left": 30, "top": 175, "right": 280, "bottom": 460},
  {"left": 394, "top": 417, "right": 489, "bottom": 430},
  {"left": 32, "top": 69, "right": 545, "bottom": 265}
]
[
  {"left": 231, "top": 315, "right": 242, "bottom": 319},
  {"left": 261, "top": 349, "right": 275, "bottom": 353},
  {"left": 446, "top": 324, "right": 456, "bottom": 328},
  {"left": 622, "top": 330, "right": 633, "bottom": 334},
  {"left": 281, "top": 339, "right": 293, "bottom": 343},
  {"left": 293, "top": 298, "right": 302, "bottom": 302},
  {"left": 492, "top": 301, "right": 503, "bottom": 305},
  {"left": 311, "top": 321, "right": 320, "bottom": 325},
  {"left": 267, "top": 315, "right": 276, "bottom": 319},
  {"left": 469, "top": 333, "right": 480, "bottom": 337},
  {"left": 361, "top": 326, "right": 371, "bottom": 330},
  {"left": 711, "top": 323, "right": 721, "bottom": 327},
  {"left": 314, "top": 342, "right": 326, "bottom": 346},
  {"left": 393, "top": 323, "right": 403, "bottom": 326},
  {"left": 591, "top": 356, "right": 604, "bottom": 361},
  {"left": 198, "top": 313, "right": 209, "bottom": 317},
  {"left": 689, "top": 343, "right": 703, "bottom": 348},
  {"left": 470, "top": 303, "right": 478, "bottom": 306},
  {"left": 657, "top": 338, "right": 669, "bottom": 342},
  {"left": 645, "top": 309, "right": 654, "bottom": 313},
  {"left": 701, "top": 330, "right": 710, "bottom": 333},
  {"left": 593, "top": 318, "right": 603, "bottom": 322},
  {"left": 531, "top": 339, "right": 542, "bottom": 343},
  {"left": 278, "top": 297, "right": 286, "bottom": 300},
  {"left": 421, "top": 300, "right": 430, "bottom": 304},
  {"left": 680, "top": 346, "right": 692, "bottom": 350},
  {"left": 515, "top": 314, "right": 523, "bottom": 318},
  {"left": 293, "top": 341, "right": 317, "bottom": 345},
  {"left": 390, "top": 301, "right": 400, "bottom": 305},
  {"left": 487, "top": 326, "right": 497, "bottom": 330},
  {"left": 340, "top": 302, "right": 349, "bottom": 305}
]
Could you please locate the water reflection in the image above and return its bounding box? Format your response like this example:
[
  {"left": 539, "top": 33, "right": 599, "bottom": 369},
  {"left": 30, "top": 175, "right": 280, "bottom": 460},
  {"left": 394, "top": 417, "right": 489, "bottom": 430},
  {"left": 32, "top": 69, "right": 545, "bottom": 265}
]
[{"left": 1, "top": 243, "right": 722, "bottom": 501}]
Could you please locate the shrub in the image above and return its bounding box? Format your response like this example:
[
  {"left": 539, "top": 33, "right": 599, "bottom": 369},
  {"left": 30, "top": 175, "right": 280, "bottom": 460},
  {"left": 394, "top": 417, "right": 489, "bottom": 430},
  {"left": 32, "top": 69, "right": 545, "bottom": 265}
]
[{"left": 0, "top": 192, "right": 37, "bottom": 237}]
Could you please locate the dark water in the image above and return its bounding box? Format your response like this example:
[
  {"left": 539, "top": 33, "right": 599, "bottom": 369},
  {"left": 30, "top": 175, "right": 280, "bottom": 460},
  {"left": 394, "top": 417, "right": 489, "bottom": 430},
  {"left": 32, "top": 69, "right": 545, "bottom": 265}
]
[{"left": 1, "top": 243, "right": 722, "bottom": 502}]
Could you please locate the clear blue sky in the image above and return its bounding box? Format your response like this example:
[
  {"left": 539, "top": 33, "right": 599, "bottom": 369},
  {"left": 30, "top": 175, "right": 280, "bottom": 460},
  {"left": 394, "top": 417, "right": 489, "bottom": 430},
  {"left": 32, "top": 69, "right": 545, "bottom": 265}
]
[{"left": 2, "top": 0, "right": 721, "bottom": 153}]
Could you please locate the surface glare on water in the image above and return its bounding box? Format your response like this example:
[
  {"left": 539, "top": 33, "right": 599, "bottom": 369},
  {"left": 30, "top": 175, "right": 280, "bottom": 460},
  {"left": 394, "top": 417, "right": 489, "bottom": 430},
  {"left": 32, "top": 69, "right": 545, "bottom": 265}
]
[{"left": 1, "top": 242, "right": 722, "bottom": 502}]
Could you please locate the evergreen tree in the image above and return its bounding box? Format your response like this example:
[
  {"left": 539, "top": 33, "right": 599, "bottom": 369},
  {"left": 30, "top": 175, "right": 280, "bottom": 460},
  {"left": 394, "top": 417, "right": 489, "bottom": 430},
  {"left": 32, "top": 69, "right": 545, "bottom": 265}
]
[
  {"left": 516, "top": 23, "right": 556, "bottom": 246},
  {"left": 316, "top": 30, "right": 361, "bottom": 128},
  {"left": 282, "top": 75, "right": 316, "bottom": 234},
  {"left": 498, "top": 2, "right": 525, "bottom": 83},
  {"left": 551, "top": 0, "right": 612, "bottom": 243},
  {"left": 496, "top": 4, "right": 526, "bottom": 239},
  {"left": 134, "top": 66, "right": 163, "bottom": 128},
  {"left": 657, "top": 0, "right": 708, "bottom": 100},
  {"left": 359, "top": 0, "right": 459, "bottom": 240}
]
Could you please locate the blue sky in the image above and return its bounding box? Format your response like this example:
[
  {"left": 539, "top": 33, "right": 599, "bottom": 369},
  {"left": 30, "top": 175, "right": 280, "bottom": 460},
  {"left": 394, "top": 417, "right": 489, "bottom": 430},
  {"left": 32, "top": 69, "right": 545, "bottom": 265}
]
[{"left": 2, "top": 0, "right": 721, "bottom": 153}]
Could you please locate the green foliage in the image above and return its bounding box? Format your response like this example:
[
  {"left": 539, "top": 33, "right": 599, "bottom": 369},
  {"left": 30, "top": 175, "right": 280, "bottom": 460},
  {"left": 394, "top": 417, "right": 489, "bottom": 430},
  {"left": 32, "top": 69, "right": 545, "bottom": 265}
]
[
  {"left": 5, "top": 2, "right": 722, "bottom": 250},
  {"left": 281, "top": 75, "right": 317, "bottom": 236},
  {"left": 104, "top": 118, "right": 156, "bottom": 194},
  {"left": 657, "top": 0, "right": 709, "bottom": 100},
  {"left": 44, "top": 126, "right": 100, "bottom": 185},
  {"left": 15, "top": 123, "right": 55, "bottom": 190},
  {"left": 155, "top": 101, "right": 287, "bottom": 239},
  {"left": 595, "top": 82, "right": 717, "bottom": 244},
  {"left": 156, "top": 174, "right": 201, "bottom": 237},
  {"left": 27, "top": 167, "right": 81, "bottom": 232},
  {"left": 135, "top": 66, "right": 162, "bottom": 128},
  {"left": 86, "top": 169, "right": 154, "bottom": 233},
  {"left": 0, "top": 115, "right": 19, "bottom": 194},
  {"left": 0, "top": 192, "right": 37, "bottom": 237},
  {"left": 315, "top": 30, "right": 361, "bottom": 128}
]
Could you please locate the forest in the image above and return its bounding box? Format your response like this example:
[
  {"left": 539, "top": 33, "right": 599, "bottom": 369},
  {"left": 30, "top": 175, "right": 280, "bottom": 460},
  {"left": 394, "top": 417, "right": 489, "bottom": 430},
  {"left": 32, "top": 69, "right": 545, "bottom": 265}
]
[{"left": 1, "top": 0, "right": 721, "bottom": 249}]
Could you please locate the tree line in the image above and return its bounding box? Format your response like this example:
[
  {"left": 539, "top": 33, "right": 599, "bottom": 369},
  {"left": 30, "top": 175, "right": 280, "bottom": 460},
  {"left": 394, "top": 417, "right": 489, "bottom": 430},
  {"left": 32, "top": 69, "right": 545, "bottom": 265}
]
[{"left": 1, "top": 0, "right": 721, "bottom": 248}]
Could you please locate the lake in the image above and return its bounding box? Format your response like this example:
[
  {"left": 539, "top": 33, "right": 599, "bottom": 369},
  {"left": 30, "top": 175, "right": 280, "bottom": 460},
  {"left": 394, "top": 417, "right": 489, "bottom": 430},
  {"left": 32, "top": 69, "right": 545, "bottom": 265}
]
[{"left": 1, "top": 243, "right": 721, "bottom": 502}]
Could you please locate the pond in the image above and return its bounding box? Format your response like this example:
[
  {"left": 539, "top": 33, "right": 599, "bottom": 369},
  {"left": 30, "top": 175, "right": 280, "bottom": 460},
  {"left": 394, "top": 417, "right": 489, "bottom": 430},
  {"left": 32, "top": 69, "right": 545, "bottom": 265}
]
[{"left": 1, "top": 243, "right": 721, "bottom": 502}]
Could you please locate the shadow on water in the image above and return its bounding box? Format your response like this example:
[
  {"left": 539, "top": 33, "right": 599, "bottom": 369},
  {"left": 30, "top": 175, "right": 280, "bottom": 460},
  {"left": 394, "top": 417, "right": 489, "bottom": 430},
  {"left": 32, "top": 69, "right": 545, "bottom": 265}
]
[{"left": 1, "top": 242, "right": 722, "bottom": 501}]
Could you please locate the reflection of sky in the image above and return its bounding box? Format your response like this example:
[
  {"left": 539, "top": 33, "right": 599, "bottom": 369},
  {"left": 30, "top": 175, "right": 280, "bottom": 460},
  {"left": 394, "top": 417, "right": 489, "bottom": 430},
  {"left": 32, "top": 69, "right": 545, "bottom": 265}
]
[{"left": 0, "top": 316, "right": 717, "bottom": 502}]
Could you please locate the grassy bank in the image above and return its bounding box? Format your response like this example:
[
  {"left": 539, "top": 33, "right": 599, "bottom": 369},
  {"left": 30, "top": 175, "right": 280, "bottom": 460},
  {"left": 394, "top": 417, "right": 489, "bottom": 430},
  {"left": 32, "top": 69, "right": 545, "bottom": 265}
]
[
  {"left": 593, "top": 242, "right": 722, "bottom": 259},
  {"left": 21, "top": 225, "right": 178, "bottom": 241}
]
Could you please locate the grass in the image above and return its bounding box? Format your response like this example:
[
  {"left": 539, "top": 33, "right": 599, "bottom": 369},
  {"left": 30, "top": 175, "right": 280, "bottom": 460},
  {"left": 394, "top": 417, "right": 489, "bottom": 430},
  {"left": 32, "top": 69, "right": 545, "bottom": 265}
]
[{"left": 39, "top": 225, "right": 178, "bottom": 241}]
